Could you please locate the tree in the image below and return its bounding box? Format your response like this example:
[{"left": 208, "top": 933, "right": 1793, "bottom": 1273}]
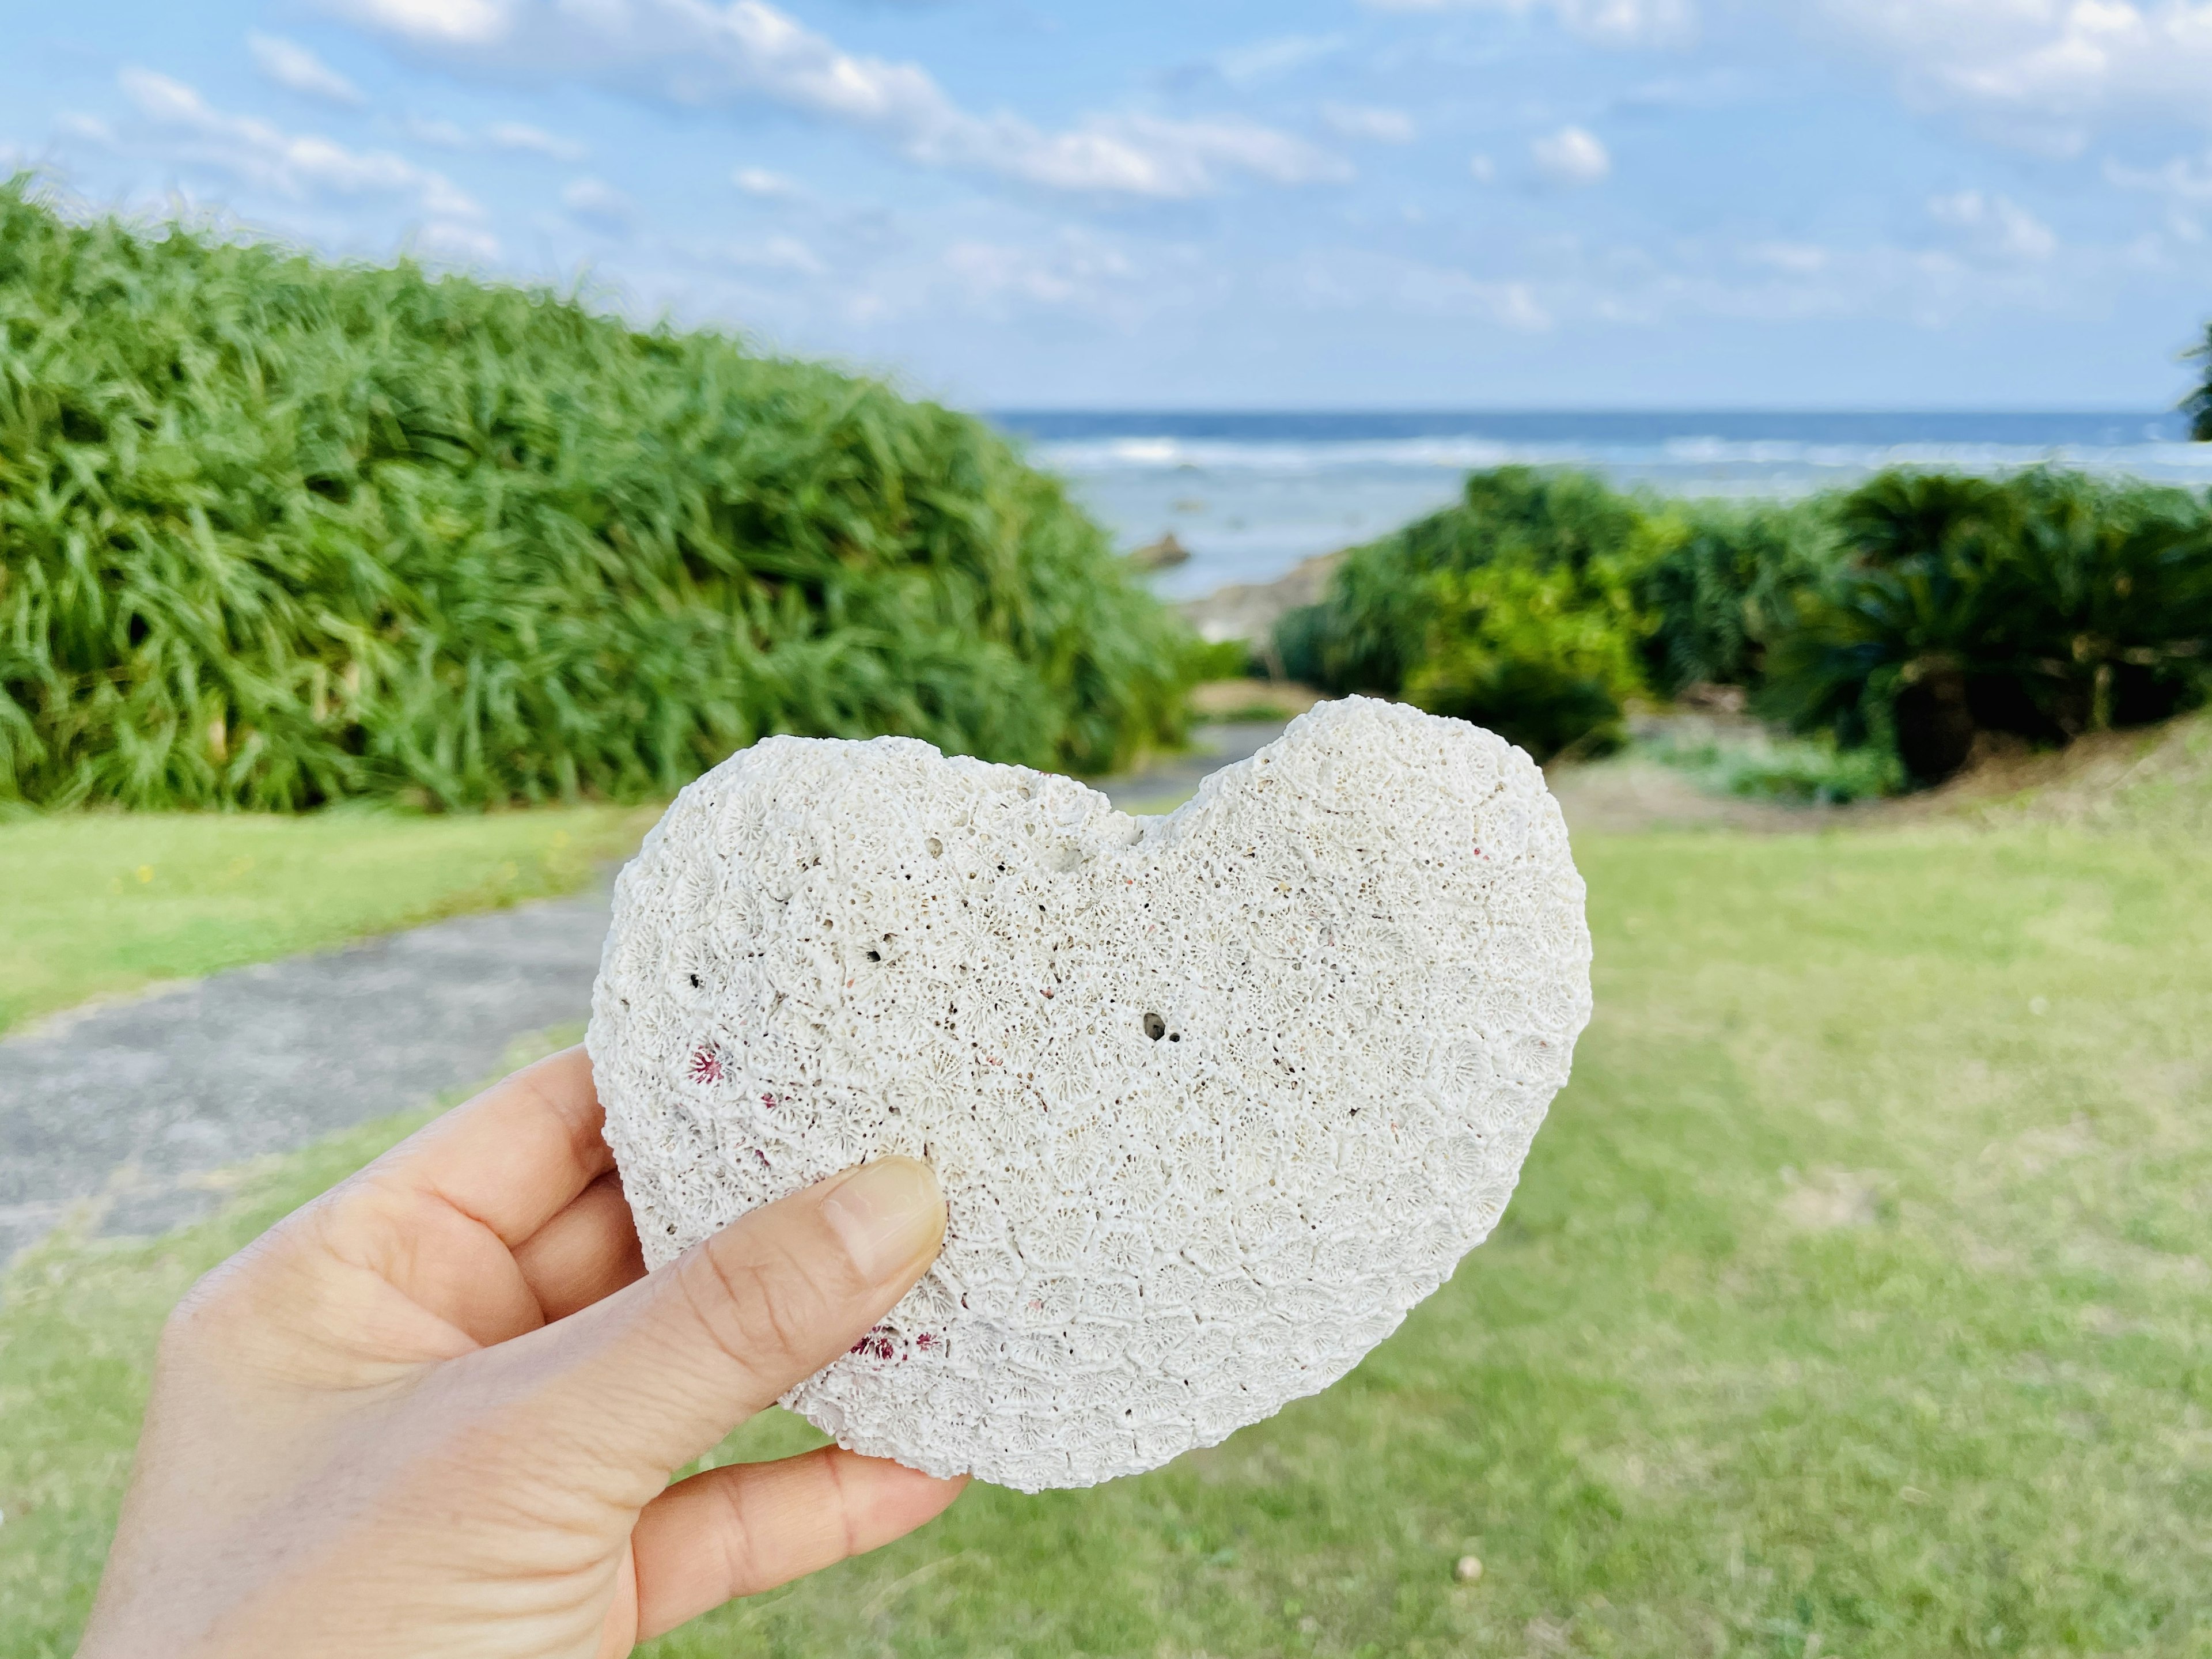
[{"left": 2190, "top": 322, "right": 2212, "bottom": 442}]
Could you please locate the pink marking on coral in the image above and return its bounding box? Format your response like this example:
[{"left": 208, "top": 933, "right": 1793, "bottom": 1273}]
[
  {"left": 847, "top": 1324, "right": 900, "bottom": 1362},
  {"left": 914, "top": 1331, "right": 939, "bottom": 1352},
  {"left": 688, "top": 1047, "right": 724, "bottom": 1085}
]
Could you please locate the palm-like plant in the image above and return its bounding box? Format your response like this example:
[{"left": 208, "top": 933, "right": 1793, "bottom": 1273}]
[
  {"left": 1764, "top": 469, "right": 2212, "bottom": 782},
  {"left": 2190, "top": 322, "right": 2212, "bottom": 442}
]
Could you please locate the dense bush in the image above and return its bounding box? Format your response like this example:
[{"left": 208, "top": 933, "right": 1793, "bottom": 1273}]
[
  {"left": 1278, "top": 463, "right": 2212, "bottom": 783},
  {"left": 0, "top": 181, "right": 1190, "bottom": 810},
  {"left": 1275, "top": 468, "right": 1664, "bottom": 758},
  {"left": 1635, "top": 499, "right": 1838, "bottom": 695},
  {"left": 1768, "top": 469, "right": 2212, "bottom": 782}
]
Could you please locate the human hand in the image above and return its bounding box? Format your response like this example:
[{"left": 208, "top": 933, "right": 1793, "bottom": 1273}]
[{"left": 77, "top": 1047, "right": 964, "bottom": 1658}]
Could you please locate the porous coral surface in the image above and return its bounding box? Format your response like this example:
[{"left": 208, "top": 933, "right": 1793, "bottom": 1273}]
[{"left": 588, "top": 698, "right": 1592, "bottom": 1491}]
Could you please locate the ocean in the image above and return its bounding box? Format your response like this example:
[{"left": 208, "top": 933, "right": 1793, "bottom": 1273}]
[{"left": 988, "top": 410, "right": 2212, "bottom": 600}]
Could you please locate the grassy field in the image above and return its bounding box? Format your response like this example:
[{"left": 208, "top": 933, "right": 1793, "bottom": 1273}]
[
  {"left": 3, "top": 795, "right": 2207, "bottom": 1657},
  {"left": 0, "top": 805, "right": 656, "bottom": 1035}
]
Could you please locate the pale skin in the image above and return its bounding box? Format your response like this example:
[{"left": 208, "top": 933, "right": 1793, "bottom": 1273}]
[{"left": 76, "top": 1047, "right": 967, "bottom": 1658}]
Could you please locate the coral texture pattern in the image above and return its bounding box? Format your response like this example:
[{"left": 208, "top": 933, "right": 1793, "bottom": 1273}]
[{"left": 588, "top": 698, "right": 1592, "bottom": 1491}]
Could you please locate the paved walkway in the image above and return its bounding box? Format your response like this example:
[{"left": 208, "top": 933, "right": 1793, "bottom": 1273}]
[
  {"left": 1099, "top": 720, "right": 1287, "bottom": 812},
  {"left": 0, "top": 892, "right": 612, "bottom": 1264},
  {"left": 0, "top": 725, "right": 1297, "bottom": 1268}
]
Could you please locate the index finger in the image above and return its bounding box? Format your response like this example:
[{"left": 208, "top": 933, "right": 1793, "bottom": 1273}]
[{"left": 366, "top": 1046, "right": 615, "bottom": 1248}]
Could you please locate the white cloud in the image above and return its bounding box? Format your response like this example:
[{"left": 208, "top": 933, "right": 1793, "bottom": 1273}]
[
  {"left": 732, "top": 233, "right": 825, "bottom": 274},
  {"left": 248, "top": 34, "right": 367, "bottom": 107},
  {"left": 336, "top": 0, "right": 512, "bottom": 46},
  {"left": 733, "top": 165, "right": 800, "bottom": 196},
  {"left": 403, "top": 115, "right": 470, "bottom": 147},
  {"left": 1744, "top": 240, "right": 1831, "bottom": 274},
  {"left": 1216, "top": 33, "right": 1346, "bottom": 84},
  {"left": 940, "top": 232, "right": 1141, "bottom": 314},
  {"left": 1362, "top": 0, "right": 1696, "bottom": 48},
  {"left": 417, "top": 218, "right": 502, "bottom": 260},
  {"left": 2107, "top": 148, "right": 2212, "bottom": 200},
  {"left": 55, "top": 112, "right": 119, "bottom": 146},
  {"left": 1927, "top": 188, "right": 2059, "bottom": 261},
  {"left": 1810, "top": 1, "right": 2212, "bottom": 135},
  {"left": 562, "top": 175, "right": 637, "bottom": 232},
  {"left": 119, "top": 67, "right": 481, "bottom": 225},
  {"left": 1531, "top": 124, "right": 1612, "bottom": 185},
  {"left": 1469, "top": 151, "right": 1497, "bottom": 181},
  {"left": 1322, "top": 103, "right": 1416, "bottom": 143},
  {"left": 1289, "top": 247, "right": 1555, "bottom": 329},
  {"left": 487, "top": 120, "right": 586, "bottom": 159},
  {"left": 399, "top": 115, "right": 585, "bottom": 157},
  {"left": 324, "top": 0, "right": 1346, "bottom": 198}
]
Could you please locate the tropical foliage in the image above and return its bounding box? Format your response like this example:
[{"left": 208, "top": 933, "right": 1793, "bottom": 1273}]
[
  {"left": 0, "top": 181, "right": 1190, "bottom": 810},
  {"left": 1766, "top": 469, "right": 2212, "bottom": 781},
  {"left": 1279, "top": 463, "right": 2212, "bottom": 782},
  {"left": 1274, "top": 468, "right": 1668, "bottom": 758}
]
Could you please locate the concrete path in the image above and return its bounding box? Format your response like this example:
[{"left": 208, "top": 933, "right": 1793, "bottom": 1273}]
[
  {"left": 0, "top": 891, "right": 612, "bottom": 1266},
  {"left": 1099, "top": 719, "right": 1289, "bottom": 813}
]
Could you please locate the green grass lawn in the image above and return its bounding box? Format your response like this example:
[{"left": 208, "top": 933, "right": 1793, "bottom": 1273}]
[
  {"left": 0, "top": 805, "right": 658, "bottom": 1035},
  {"left": 4, "top": 813, "right": 2210, "bottom": 1657}
]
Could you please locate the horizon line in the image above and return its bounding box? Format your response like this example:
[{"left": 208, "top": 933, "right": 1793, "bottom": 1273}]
[{"left": 985, "top": 405, "right": 2188, "bottom": 418}]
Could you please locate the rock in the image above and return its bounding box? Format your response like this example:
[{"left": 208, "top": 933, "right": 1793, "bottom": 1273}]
[
  {"left": 1130, "top": 532, "right": 1191, "bottom": 570},
  {"left": 1456, "top": 1555, "right": 1484, "bottom": 1583},
  {"left": 1177, "top": 549, "right": 1344, "bottom": 647}
]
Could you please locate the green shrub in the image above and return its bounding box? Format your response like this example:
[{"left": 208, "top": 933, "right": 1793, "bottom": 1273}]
[
  {"left": 0, "top": 181, "right": 1190, "bottom": 810},
  {"left": 1185, "top": 636, "right": 1257, "bottom": 682},
  {"left": 1404, "top": 557, "right": 1649, "bottom": 760},
  {"left": 1637, "top": 725, "right": 1901, "bottom": 805},
  {"left": 1762, "top": 469, "right": 2212, "bottom": 783},
  {"left": 1634, "top": 499, "right": 1840, "bottom": 695},
  {"left": 1274, "top": 467, "right": 1661, "bottom": 759}
]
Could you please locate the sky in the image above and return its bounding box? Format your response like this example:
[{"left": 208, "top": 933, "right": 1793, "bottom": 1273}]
[{"left": 4, "top": 0, "right": 2212, "bottom": 411}]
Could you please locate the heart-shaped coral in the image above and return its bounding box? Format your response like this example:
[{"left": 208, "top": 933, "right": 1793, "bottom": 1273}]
[{"left": 588, "top": 697, "right": 1591, "bottom": 1491}]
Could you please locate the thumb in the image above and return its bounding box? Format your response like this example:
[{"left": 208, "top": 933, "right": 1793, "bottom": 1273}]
[{"left": 521, "top": 1157, "right": 945, "bottom": 1478}]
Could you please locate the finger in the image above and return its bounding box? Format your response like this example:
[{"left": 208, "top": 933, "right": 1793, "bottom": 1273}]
[
  {"left": 510, "top": 1171, "right": 647, "bottom": 1324},
  {"left": 517, "top": 1158, "right": 945, "bottom": 1476},
  {"left": 631, "top": 1448, "right": 968, "bottom": 1641},
  {"left": 366, "top": 1047, "right": 612, "bottom": 1247}
]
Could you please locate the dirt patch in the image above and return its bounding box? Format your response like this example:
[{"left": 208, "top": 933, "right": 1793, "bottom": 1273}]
[
  {"left": 1188, "top": 679, "right": 1327, "bottom": 721},
  {"left": 1881, "top": 711, "right": 2212, "bottom": 832},
  {"left": 1779, "top": 1168, "right": 1891, "bottom": 1232},
  {"left": 1544, "top": 757, "right": 1845, "bottom": 836}
]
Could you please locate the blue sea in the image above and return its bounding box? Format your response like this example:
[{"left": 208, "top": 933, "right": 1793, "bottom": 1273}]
[{"left": 987, "top": 410, "right": 2211, "bottom": 600}]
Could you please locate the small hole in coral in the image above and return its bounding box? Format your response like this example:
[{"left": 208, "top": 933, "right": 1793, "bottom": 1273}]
[
  {"left": 688, "top": 974, "right": 700, "bottom": 988},
  {"left": 1169, "top": 1032, "right": 1181, "bottom": 1043},
  {"left": 865, "top": 950, "right": 881, "bottom": 963},
  {"left": 1143, "top": 1012, "right": 1166, "bottom": 1040},
  {"left": 926, "top": 836, "right": 944, "bottom": 857}
]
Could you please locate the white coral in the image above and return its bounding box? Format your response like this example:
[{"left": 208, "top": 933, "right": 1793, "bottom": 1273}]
[{"left": 587, "top": 696, "right": 1592, "bottom": 1491}]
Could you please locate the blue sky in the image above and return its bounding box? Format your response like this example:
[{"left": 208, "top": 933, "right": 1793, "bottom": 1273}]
[{"left": 5, "top": 0, "right": 2212, "bottom": 410}]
